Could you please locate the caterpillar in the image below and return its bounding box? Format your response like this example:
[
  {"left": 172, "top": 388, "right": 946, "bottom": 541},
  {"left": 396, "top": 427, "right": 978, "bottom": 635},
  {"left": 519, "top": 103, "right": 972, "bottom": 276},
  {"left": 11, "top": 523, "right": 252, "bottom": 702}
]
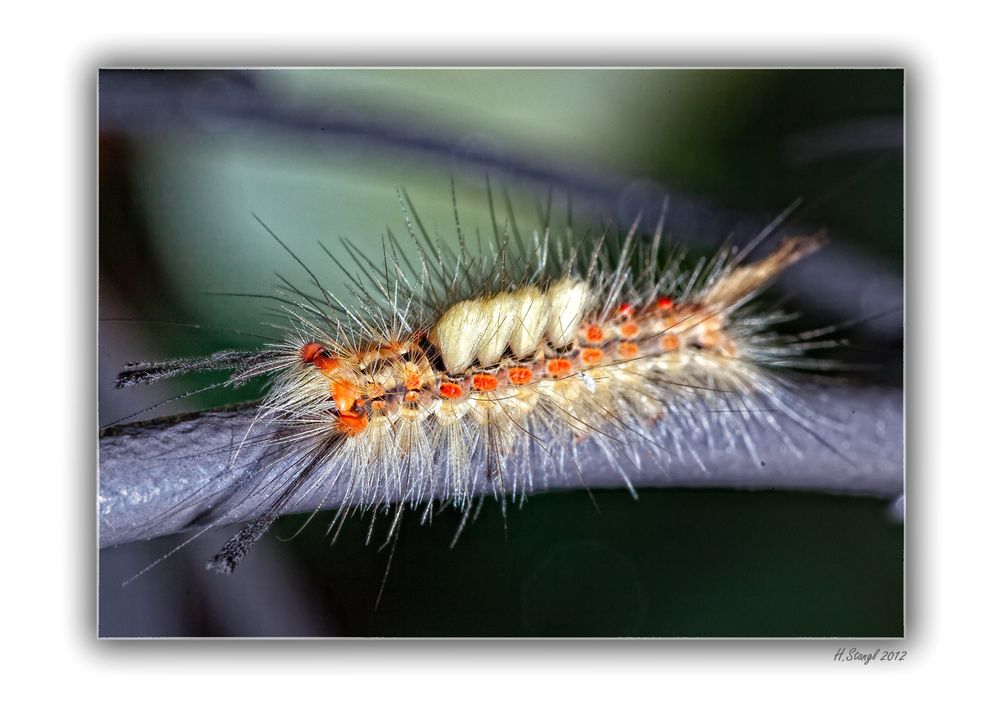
[{"left": 110, "top": 188, "right": 835, "bottom": 577}]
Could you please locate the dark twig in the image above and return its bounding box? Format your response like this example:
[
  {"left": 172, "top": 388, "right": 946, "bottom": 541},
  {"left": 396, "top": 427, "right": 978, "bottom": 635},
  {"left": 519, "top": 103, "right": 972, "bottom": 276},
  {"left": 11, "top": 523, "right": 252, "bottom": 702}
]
[{"left": 99, "top": 385, "right": 903, "bottom": 548}]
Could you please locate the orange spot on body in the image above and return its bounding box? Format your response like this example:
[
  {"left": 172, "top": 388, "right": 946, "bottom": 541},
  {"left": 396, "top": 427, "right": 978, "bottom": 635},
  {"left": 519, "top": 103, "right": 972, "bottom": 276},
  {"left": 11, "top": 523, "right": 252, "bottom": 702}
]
[
  {"left": 404, "top": 373, "right": 422, "bottom": 390},
  {"left": 618, "top": 342, "right": 639, "bottom": 358},
  {"left": 546, "top": 358, "right": 572, "bottom": 377},
  {"left": 619, "top": 322, "right": 639, "bottom": 338},
  {"left": 657, "top": 297, "right": 674, "bottom": 312},
  {"left": 404, "top": 390, "right": 420, "bottom": 403},
  {"left": 701, "top": 330, "right": 720, "bottom": 348},
  {"left": 662, "top": 334, "right": 680, "bottom": 352},
  {"left": 585, "top": 324, "right": 604, "bottom": 343},
  {"left": 300, "top": 342, "right": 324, "bottom": 363},
  {"left": 330, "top": 379, "right": 359, "bottom": 415},
  {"left": 370, "top": 400, "right": 386, "bottom": 412},
  {"left": 336, "top": 411, "right": 368, "bottom": 436},
  {"left": 581, "top": 348, "right": 603, "bottom": 365},
  {"left": 314, "top": 356, "right": 340, "bottom": 374},
  {"left": 365, "top": 382, "right": 385, "bottom": 399},
  {"left": 508, "top": 367, "right": 533, "bottom": 385},
  {"left": 472, "top": 374, "right": 499, "bottom": 392},
  {"left": 438, "top": 381, "right": 464, "bottom": 399},
  {"left": 328, "top": 380, "right": 368, "bottom": 436},
  {"left": 302, "top": 342, "right": 339, "bottom": 373}
]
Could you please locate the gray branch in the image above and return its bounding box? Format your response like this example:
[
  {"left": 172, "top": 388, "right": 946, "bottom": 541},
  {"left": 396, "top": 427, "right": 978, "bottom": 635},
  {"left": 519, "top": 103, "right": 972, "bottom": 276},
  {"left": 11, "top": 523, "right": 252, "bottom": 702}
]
[{"left": 99, "top": 385, "right": 903, "bottom": 548}]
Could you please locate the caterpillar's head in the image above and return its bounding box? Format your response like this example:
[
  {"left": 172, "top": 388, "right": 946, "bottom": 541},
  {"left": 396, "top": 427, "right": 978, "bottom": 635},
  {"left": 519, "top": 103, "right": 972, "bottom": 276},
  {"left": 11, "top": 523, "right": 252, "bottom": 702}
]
[
  {"left": 299, "top": 339, "right": 437, "bottom": 435},
  {"left": 300, "top": 342, "right": 368, "bottom": 436}
]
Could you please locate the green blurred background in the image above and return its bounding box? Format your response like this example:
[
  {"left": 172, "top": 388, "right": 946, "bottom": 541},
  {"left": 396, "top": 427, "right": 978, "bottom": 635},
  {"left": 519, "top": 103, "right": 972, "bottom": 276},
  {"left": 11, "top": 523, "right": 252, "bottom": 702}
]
[{"left": 98, "top": 69, "right": 903, "bottom": 637}]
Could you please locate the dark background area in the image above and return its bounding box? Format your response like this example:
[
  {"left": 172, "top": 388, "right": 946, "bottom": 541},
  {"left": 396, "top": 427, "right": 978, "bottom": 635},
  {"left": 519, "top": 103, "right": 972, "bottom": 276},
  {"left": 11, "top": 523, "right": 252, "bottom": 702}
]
[{"left": 98, "top": 68, "right": 903, "bottom": 637}]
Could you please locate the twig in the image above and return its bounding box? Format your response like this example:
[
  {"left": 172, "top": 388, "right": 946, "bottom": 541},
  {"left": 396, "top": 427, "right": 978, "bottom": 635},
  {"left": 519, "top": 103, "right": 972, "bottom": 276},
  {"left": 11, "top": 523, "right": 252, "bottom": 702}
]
[{"left": 99, "top": 384, "right": 903, "bottom": 548}]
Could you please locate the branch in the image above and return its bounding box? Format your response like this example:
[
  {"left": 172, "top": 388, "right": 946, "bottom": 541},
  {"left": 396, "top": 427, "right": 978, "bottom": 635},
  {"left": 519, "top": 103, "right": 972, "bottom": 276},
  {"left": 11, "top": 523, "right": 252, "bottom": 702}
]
[{"left": 99, "top": 384, "right": 903, "bottom": 548}]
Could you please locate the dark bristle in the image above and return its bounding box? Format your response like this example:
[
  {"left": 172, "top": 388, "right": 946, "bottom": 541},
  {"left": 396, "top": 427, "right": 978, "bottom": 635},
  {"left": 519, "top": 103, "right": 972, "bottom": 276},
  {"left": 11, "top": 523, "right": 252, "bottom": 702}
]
[{"left": 206, "top": 518, "right": 274, "bottom": 574}]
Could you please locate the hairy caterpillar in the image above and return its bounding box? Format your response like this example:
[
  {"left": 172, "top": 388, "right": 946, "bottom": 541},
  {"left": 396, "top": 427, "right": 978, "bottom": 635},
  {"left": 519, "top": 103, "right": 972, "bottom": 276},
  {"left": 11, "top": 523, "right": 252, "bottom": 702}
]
[
  {"left": 108, "top": 188, "right": 837, "bottom": 577},
  {"left": 97, "top": 68, "right": 904, "bottom": 637}
]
